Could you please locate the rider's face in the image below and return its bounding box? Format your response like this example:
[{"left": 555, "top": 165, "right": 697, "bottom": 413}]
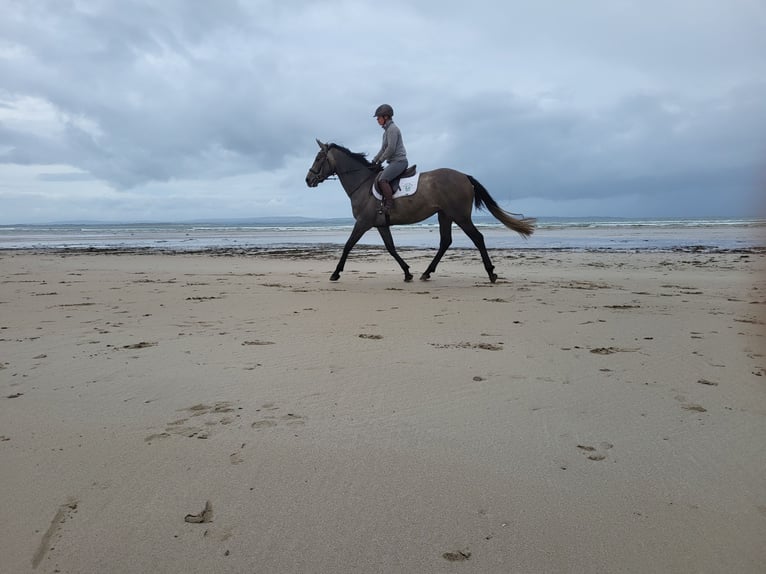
[{"left": 376, "top": 115, "right": 386, "bottom": 126}]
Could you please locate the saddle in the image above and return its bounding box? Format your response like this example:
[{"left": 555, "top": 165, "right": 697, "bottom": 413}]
[{"left": 374, "top": 164, "right": 417, "bottom": 195}]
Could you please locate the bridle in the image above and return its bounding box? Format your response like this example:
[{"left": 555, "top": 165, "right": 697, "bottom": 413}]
[
  {"left": 307, "top": 151, "right": 335, "bottom": 182},
  {"left": 309, "top": 148, "right": 378, "bottom": 196}
]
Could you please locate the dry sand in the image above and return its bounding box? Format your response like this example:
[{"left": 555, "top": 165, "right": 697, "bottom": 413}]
[{"left": 1, "top": 248, "right": 764, "bottom": 573}]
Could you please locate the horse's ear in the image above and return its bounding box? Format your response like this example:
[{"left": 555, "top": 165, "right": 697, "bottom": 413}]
[{"left": 316, "top": 139, "right": 327, "bottom": 150}]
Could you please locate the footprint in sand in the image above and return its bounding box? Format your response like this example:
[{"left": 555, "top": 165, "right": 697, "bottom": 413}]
[
  {"left": 682, "top": 404, "right": 708, "bottom": 413},
  {"left": 696, "top": 379, "right": 719, "bottom": 386},
  {"left": 443, "top": 550, "right": 472, "bottom": 562},
  {"left": 577, "top": 442, "right": 613, "bottom": 461},
  {"left": 674, "top": 395, "right": 708, "bottom": 413},
  {"left": 145, "top": 401, "right": 240, "bottom": 442},
  {"left": 590, "top": 347, "right": 639, "bottom": 355},
  {"left": 184, "top": 500, "right": 213, "bottom": 524},
  {"left": 32, "top": 498, "right": 79, "bottom": 568},
  {"left": 430, "top": 341, "right": 504, "bottom": 351},
  {"left": 122, "top": 341, "right": 157, "bottom": 350},
  {"left": 251, "top": 403, "right": 306, "bottom": 430},
  {"left": 251, "top": 420, "right": 278, "bottom": 429},
  {"left": 229, "top": 442, "right": 248, "bottom": 464}
]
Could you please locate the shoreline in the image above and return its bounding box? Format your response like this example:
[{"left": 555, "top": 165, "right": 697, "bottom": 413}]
[
  {"left": 2, "top": 243, "right": 766, "bottom": 257},
  {"left": 2, "top": 218, "right": 764, "bottom": 253}
]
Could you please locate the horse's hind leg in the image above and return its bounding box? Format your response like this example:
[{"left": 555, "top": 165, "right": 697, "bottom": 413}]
[
  {"left": 456, "top": 219, "right": 498, "bottom": 283},
  {"left": 421, "top": 212, "right": 453, "bottom": 281},
  {"left": 377, "top": 226, "right": 413, "bottom": 282}
]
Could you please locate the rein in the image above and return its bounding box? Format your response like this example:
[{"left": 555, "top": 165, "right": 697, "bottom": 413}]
[{"left": 317, "top": 151, "right": 378, "bottom": 197}]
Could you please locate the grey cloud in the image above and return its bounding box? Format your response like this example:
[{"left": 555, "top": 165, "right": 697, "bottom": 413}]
[
  {"left": 1, "top": 0, "right": 302, "bottom": 186},
  {"left": 0, "top": 1, "right": 764, "bottom": 221},
  {"left": 36, "top": 172, "right": 95, "bottom": 182},
  {"left": 420, "top": 84, "right": 766, "bottom": 204}
]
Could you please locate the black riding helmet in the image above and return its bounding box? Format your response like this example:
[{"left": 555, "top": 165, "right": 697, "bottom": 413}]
[{"left": 373, "top": 104, "right": 394, "bottom": 117}]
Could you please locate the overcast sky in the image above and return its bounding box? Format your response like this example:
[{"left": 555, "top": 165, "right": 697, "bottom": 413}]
[{"left": 1, "top": 0, "right": 765, "bottom": 223}]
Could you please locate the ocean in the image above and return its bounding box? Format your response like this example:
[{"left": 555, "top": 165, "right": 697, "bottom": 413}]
[{"left": 0, "top": 217, "right": 764, "bottom": 252}]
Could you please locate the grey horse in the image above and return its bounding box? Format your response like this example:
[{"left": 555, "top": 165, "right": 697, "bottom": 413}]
[{"left": 305, "top": 140, "right": 535, "bottom": 283}]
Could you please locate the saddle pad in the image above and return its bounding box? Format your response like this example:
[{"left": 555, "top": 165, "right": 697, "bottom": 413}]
[{"left": 372, "top": 173, "right": 421, "bottom": 200}]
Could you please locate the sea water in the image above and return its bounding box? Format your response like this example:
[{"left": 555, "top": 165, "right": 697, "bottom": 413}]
[{"left": 0, "top": 217, "right": 764, "bottom": 252}]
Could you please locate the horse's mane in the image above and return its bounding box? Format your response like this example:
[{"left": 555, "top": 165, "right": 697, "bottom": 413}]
[{"left": 329, "top": 143, "right": 372, "bottom": 167}]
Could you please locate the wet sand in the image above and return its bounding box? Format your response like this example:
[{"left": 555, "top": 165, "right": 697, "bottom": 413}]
[{"left": 1, "top": 248, "right": 765, "bottom": 573}]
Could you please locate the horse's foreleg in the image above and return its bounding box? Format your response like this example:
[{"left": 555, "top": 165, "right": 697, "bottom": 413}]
[
  {"left": 421, "top": 212, "right": 453, "bottom": 281},
  {"left": 377, "top": 226, "right": 413, "bottom": 282},
  {"left": 456, "top": 220, "right": 498, "bottom": 283},
  {"left": 332, "top": 222, "right": 369, "bottom": 281}
]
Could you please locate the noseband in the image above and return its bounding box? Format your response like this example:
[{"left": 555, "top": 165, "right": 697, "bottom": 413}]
[{"left": 310, "top": 148, "right": 378, "bottom": 195}]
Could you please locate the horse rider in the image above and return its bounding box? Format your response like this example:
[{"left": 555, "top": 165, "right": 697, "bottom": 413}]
[{"left": 372, "top": 104, "right": 408, "bottom": 211}]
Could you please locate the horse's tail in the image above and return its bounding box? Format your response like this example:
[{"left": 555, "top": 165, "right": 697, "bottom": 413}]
[{"left": 467, "top": 175, "right": 536, "bottom": 238}]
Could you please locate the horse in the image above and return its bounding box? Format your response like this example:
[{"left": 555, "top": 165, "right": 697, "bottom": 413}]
[{"left": 305, "top": 140, "right": 535, "bottom": 283}]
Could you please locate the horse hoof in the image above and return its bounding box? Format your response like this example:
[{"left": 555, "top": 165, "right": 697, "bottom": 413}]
[
  {"left": 404, "top": 274, "right": 413, "bottom": 282},
  {"left": 489, "top": 273, "right": 498, "bottom": 283},
  {"left": 330, "top": 273, "right": 340, "bottom": 281},
  {"left": 420, "top": 273, "right": 431, "bottom": 281}
]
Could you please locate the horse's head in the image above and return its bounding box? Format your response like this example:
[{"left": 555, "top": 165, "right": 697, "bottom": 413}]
[{"left": 305, "top": 139, "right": 336, "bottom": 187}]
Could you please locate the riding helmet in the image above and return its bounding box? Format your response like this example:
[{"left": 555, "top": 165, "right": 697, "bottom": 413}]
[{"left": 373, "top": 104, "right": 394, "bottom": 118}]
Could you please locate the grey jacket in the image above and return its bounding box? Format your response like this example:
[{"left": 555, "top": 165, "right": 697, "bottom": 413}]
[{"left": 373, "top": 119, "right": 407, "bottom": 164}]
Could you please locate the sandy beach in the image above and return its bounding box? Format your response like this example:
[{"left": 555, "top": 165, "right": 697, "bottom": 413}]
[{"left": 1, "top": 248, "right": 764, "bottom": 573}]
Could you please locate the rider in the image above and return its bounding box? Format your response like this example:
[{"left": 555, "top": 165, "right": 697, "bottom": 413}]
[{"left": 372, "top": 104, "right": 408, "bottom": 211}]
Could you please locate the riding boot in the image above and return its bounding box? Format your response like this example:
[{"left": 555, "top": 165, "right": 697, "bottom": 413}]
[{"left": 379, "top": 179, "right": 395, "bottom": 211}]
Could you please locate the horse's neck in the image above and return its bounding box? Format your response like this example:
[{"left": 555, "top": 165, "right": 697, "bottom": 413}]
[{"left": 331, "top": 150, "right": 372, "bottom": 198}]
